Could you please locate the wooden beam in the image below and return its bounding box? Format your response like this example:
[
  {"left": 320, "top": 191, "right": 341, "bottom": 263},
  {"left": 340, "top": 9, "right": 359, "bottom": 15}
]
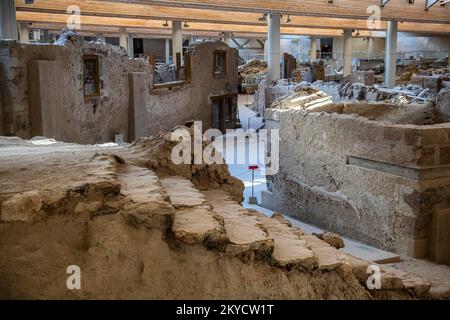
[
  {"left": 17, "top": 11, "right": 374, "bottom": 37},
  {"left": 104, "top": 0, "right": 450, "bottom": 23},
  {"left": 15, "top": 0, "right": 450, "bottom": 33}
]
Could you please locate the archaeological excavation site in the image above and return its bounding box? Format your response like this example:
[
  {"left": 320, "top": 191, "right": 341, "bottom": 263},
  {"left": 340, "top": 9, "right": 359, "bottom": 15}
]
[{"left": 1, "top": 0, "right": 450, "bottom": 306}]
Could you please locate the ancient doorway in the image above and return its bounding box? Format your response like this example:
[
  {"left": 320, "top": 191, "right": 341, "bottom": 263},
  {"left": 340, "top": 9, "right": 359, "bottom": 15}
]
[{"left": 211, "top": 94, "right": 238, "bottom": 133}]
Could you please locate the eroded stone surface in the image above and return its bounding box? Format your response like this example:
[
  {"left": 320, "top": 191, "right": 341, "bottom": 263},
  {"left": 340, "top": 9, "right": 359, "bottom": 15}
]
[
  {"left": 303, "top": 235, "right": 348, "bottom": 271},
  {"left": 118, "top": 165, "right": 174, "bottom": 230},
  {"left": 172, "top": 205, "right": 226, "bottom": 247},
  {"left": 255, "top": 215, "right": 317, "bottom": 271},
  {"left": 381, "top": 265, "right": 431, "bottom": 298},
  {"left": 0, "top": 135, "right": 438, "bottom": 300}
]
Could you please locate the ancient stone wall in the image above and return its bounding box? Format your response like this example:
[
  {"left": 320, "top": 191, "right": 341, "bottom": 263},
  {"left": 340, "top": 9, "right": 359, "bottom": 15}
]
[
  {"left": 264, "top": 103, "right": 450, "bottom": 265},
  {"left": 0, "top": 40, "right": 238, "bottom": 143},
  {"left": 0, "top": 39, "right": 150, "bottom": 144}
]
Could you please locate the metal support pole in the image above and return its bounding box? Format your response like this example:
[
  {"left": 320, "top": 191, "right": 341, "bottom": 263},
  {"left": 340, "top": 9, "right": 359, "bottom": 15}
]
[{"left": 385, "top": 20, "right": 398, "bottom": 88}]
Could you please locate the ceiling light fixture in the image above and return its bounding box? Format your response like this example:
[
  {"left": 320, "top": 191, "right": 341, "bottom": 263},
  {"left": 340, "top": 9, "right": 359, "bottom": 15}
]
[
  {"left": 258, "top": 14, "right": 267, "bottom": 22},
  {"left": 285, "top": 15, "right": 292, "bottom": 23},
  {"left": 162, "top": 20, "right": 169, "bottom": 27},
  {"left": 184, "top": 21, "right": 190, "bottom": 28}
]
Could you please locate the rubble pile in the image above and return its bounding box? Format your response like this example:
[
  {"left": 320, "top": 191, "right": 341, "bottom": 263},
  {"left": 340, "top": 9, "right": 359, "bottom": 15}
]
[
  {"left": 155, "top": 64, "right": 177, "bottom": 83},
  {"left": 338, "top": 82, "right": 382, "bottom": 101},
  {"left": 338, "top": 82, "right": 436, "bottom": 104},
  {"left": 238, "top": 59, "right": 267, "bottom": 77},
  {"left": 350, "top": 71, "right": 376, "bottom": 85},
  {"left": 396, "top": 65, "right": 419, "bottom": 83},
  {"left": 54, "top": 29, "right": 79, "bottom": 46}
]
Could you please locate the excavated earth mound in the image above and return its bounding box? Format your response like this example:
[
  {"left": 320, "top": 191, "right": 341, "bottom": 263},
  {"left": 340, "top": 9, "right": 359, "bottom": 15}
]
[{"left": 0, "top": 133, "right": 432, "bottom": 299}]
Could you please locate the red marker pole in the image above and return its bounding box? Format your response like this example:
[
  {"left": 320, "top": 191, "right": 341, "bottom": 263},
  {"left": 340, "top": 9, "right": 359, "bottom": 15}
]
[{"left": 248, "top": 165, "right": 259, "bottom": 205}]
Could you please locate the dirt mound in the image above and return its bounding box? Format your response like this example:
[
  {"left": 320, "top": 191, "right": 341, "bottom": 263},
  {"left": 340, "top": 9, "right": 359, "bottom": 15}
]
[{"left": 270, "top": 85, "right": 333, "bottom": 111}]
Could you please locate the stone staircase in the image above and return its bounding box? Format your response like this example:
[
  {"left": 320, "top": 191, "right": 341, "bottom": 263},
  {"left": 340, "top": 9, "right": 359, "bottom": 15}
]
[
  {"left": 160, "top": 176, "right": 227, "bottom": 248},
  {"left": 117, "top": 169, "right": 433, "bottom": 299},
  {"left": 118, "top": 164, "right": 174, "bottom": 230}
]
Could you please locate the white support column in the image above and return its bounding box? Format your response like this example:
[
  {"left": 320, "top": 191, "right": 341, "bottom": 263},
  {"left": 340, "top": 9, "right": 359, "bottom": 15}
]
[
  {"left": 172, "top": 21, "right": 183, "bottom": 68},
  {"left": 19, "top": 22, "right": 29, "bottom": 42},
  {"left": 267, "top": 14, "right": 281, "bottom": 83},
  {"left": 310, "top": 36, "right": 318, "bottom": 63},
  {"left": 119, "top": 27, "right": 127, "bottom": 52},
  {"left": 367, "top": 37, "right": 374, "bottom": 59},
  {"left": 343, "top": 29, "right": 353, "bottom": 78},
  {"left": 127, "top": 33, "right": 134, "bottom": 58},
  {"left": 165, "top": 38, "right": 171, "bottom": 64},
  {"left": 0, "top": 0, "right": 18, "bottom": 40},
  {"left": 384, "top": 20, "right": 398, "bottom": 88}
]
